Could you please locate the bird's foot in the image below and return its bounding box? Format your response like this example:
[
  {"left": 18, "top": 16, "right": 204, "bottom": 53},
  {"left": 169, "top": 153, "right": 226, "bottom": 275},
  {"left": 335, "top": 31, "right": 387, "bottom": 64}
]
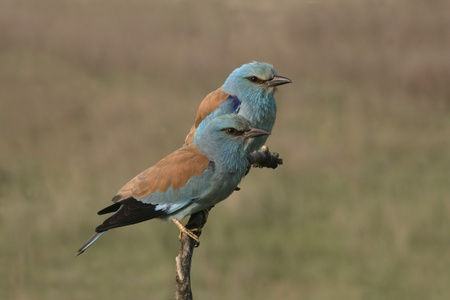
[
  {"left": 247, "top": 146, "right": 283, "bottom": 169},
  {"left": 172, "top": 218, "right": 201, "bottom": 247}
]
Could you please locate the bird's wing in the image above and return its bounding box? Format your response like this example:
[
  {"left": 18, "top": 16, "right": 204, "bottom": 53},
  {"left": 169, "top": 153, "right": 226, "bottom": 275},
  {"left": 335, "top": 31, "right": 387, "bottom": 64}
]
[
  {"left": 193, "top": 87, "right": 231, "bottom": 128},
  {"left": 184, "top": 87, "right": 234, "bottom": 145},
  {"left": 95, "top": 144, "right": 213, "bottom": 232},
  {"left": 114, "top": 144, "right": 211, "bottom": 202}
]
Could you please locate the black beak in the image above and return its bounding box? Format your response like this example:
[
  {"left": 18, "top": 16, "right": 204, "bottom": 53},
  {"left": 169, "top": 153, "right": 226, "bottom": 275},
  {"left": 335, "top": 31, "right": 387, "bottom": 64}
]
[
  {"left": 266, "top": 75, "right": 292, "bottom": 87},
  {"left": 244, "top": 127, "right": 271, "bottom": 139}
]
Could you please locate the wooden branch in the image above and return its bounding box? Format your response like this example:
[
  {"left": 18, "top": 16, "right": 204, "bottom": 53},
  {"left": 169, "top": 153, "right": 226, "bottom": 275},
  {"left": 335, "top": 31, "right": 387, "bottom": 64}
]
[
  {"left": 174, "top": 147, "right": 282, "bottom": 299},
  {"left": 175, "top": 208, "right": 211, "bottom": 300}
]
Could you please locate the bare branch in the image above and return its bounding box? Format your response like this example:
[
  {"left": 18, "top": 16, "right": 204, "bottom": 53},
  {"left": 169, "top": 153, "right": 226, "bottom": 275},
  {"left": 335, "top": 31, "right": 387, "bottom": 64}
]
[{"left": 175, "top": 208, "right": 211, "bottom": 300}]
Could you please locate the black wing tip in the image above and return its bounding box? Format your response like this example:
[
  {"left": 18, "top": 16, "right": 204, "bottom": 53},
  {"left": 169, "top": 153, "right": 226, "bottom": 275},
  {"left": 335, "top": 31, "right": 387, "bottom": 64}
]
[
  {"left": 97, "top": 202, "right": 122, "bottom": 215},
  {"left": 95, "top": 198, "right": 166, "bottom": 232},
  {"left": 112, "top": 194, "right": 123, "bottom": 202}
]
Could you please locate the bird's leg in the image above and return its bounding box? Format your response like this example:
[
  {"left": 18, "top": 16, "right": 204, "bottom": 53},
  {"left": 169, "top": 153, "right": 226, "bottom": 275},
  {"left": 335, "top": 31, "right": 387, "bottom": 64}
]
[
  {"left": 172, "top": 218, "right": 200, "bottom": 246},
  {"left": 198, "top": 208, "right": 210, "bottom": 220}
]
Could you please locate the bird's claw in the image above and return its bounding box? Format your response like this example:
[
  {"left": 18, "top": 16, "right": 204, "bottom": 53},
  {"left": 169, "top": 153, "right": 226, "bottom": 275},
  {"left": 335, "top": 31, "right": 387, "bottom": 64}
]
[
  {"left": 173, "top": 218, "right": 201, "bottom": 247},
  {"left": 247, "top": 146, "right": 283, "bottom": 169},
  {"left": 190, "top": 228, "right": 201, "bottom": 247}
]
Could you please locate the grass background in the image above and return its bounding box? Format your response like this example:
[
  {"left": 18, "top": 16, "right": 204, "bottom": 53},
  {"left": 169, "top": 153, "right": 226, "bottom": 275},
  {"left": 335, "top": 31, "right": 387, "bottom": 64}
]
[{"left": 1, "top": 0, "right": 449, "bottom": 299}]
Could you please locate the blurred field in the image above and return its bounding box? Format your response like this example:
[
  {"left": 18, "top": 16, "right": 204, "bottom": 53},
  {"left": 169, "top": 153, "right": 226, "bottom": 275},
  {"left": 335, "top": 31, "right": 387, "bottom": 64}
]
[{"left": 1, "top": 0, "right": 449, "bottom": 299}]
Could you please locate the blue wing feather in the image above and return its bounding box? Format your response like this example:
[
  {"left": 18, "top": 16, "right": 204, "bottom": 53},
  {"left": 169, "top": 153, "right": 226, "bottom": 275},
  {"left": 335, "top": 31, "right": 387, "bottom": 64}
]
[{"left": 94, "top": 161, "right": 216, "bottom": 231}]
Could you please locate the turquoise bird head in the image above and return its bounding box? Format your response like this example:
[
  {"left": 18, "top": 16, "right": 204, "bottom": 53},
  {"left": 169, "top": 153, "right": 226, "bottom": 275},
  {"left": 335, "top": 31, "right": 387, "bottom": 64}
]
[
  {"left": 222, "top": 61, "right": 292, "bottom": 100},
  {"left": 194, "top": 114, "right": 270, "bottom": 170}
]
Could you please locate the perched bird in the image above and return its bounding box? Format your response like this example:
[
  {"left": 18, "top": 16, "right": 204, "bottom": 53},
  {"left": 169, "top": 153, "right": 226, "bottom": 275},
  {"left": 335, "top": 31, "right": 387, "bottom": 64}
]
[
  {"left": 184, "top": 61, "right": 291, "bottom": 154},
  {"left": 76, "top": 114, "right": 270, "bottom": 256}
]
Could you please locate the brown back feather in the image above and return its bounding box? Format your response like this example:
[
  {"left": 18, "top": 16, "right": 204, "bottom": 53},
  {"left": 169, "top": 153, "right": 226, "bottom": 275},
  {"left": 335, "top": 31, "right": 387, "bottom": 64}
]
[
  {"left": 113, "top": 144, "right": 210, "bottom": 203},
  {"left": 183, "top": 87, "right": 229, "bottom": 145}
]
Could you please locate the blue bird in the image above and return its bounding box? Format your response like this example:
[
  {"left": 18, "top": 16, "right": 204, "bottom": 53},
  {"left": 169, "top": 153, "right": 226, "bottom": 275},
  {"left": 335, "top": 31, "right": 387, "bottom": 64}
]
[
  {"left": 76, "top": 114, "right": 270, "bottom": 255},
  {"left": 184, "top": 62, "right": 291, "bottom": 154}
]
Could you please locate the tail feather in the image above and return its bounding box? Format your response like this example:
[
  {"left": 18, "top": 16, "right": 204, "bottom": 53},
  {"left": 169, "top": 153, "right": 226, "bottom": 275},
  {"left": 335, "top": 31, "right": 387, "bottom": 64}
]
[{"left": 76, "top": 231, "right": 106, "bottom": 256}]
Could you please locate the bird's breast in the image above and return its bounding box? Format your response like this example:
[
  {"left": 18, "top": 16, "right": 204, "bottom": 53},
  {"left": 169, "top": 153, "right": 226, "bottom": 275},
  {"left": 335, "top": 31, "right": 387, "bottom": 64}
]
[{"left": 239, "top": 97, "right": 276, "bottom": 130}]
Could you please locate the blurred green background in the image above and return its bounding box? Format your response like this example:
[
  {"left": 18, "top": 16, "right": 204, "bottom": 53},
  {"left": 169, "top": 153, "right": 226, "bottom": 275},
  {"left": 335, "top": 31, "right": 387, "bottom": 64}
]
[{"left": 1, "top": 0, "right": 449, "bottom": 299}]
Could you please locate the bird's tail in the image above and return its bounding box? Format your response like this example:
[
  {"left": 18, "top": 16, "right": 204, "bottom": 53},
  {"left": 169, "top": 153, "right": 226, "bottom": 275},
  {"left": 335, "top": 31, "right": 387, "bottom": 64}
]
[{"left": 75, "top": 231, "right": 106, "bottom": 256}]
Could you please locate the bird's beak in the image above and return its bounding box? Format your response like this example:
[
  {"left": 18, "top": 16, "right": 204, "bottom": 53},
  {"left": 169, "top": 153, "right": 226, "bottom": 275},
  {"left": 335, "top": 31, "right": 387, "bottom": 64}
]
[
  {"left": 244, "top": 127, "right": 271, "bottom": 139},
  {"left": 266, "top": 75, "right": 292, "bottom": 87}
]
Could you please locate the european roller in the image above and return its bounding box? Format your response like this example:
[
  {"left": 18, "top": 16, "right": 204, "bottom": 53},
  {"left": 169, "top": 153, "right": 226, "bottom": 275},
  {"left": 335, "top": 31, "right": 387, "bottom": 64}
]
[
  {"left": 76, "top": 114, "right": 270, "bottom": 256},
  {"left": 184, "top": 61, "right": 291, "bottom": 154}
]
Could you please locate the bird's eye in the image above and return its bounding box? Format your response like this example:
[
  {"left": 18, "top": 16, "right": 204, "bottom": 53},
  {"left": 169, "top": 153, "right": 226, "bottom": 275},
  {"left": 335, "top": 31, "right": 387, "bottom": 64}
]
[
  {"left": 226, "top": 128, "right": 237, "bottom": 134},
  {"left": 224, "top": 128, "right": 245, "bottom": 135},
  {"left": 249, "top": 76, "right": 258, "bottom": 83}
]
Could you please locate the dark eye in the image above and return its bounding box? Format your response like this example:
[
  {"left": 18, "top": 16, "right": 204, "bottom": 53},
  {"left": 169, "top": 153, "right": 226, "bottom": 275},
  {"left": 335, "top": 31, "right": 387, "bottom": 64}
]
[
  {"left": 249, "top": 76, "right": 258, "bottom": 83},
  {"left": 226, "top": 128, "right": 237, "bottom": 134},
  {"left": 224, "top": 128, "right": 245, "bottom": 136}
]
